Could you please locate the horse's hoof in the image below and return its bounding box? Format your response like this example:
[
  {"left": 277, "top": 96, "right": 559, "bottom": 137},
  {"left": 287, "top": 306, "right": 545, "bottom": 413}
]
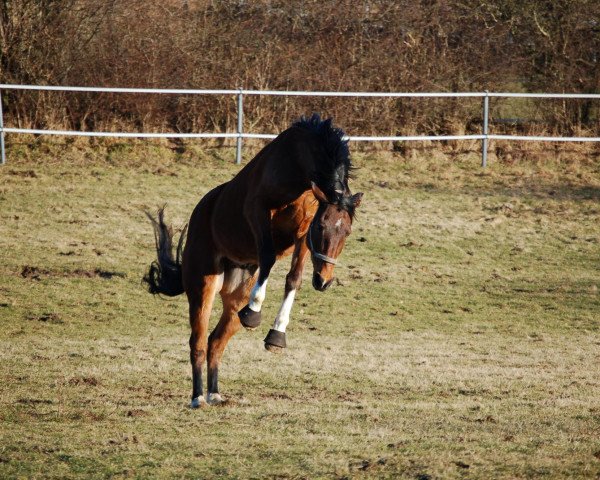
[
  {"left": 190, "top": 396, "right": 208, "bottom": 409},
  {"left": 238, "top": 305, "right": 262, "bottom": 329},
  {"left": 265, "top": 343, "right": 284, "bottom": 354},
  {"left": 264, "top": 329, "right": 286, "bottom": 353},
  {"left": 207, "top": 393, "right": 226, "bottom": 406}
]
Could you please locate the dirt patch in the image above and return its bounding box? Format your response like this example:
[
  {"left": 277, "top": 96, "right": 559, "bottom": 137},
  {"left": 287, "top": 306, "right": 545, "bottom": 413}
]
[
  {"left": 261, "top": 392, "right": 293, "bottom": 401},
  {"left": 349, "top": 458, "right": 387, "bottom": 472},
  {"left": 26, "top": 312, "right": 63, "bottom": 324},
  {"left": 7, "top": 169, "right": 38, "bottom": 178},
  {"left": 126, "top": 409, "right": 149, "bottom": 417},
  {"left": 71, "top": 269, "right": 125, "bottom": 279},
  {"left": 17, "top": 398, "right": 53, "bottom": 405},
  {"left": 20, "top": 265, "right": 126, "bottom": 280},
  {"left": 152, "top": 167, "right": 178, "bottom": 177},
  {"left": 68, "top": 376, "right": 100, "bottom": 387},
  {"left": 20, "top": 266, "right": 51, "bottom": 280}
]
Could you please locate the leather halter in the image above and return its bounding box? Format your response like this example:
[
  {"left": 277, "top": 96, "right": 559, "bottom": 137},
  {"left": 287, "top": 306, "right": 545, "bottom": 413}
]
[{"left": 307, "top": 218, "right": 338, "bottom": 265}]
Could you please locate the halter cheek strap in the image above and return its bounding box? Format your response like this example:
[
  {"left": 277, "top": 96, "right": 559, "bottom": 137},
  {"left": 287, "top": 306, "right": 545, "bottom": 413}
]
[{"left": 307, "top": 223, "right": 338, "bottom": 265}]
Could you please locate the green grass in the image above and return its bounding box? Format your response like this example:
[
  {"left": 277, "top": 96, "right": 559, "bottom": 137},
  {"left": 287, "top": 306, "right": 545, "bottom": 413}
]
[{"left": 0, "top": 140, "right": 599, "bottom": 479}]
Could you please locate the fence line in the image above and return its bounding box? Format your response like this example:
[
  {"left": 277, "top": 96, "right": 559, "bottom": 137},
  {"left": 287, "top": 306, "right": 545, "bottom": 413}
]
[
  {"left": 1, "top": 84, "right": 599, "bottom": 166},
  {"left": 3, "top": 84, "right": 600, "bottom": 98}
]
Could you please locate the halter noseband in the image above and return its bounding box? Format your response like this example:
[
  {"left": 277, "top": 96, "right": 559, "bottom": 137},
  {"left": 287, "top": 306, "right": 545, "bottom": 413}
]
[{"left": 307, "top": 219, "right": 338, "bottom": 265}]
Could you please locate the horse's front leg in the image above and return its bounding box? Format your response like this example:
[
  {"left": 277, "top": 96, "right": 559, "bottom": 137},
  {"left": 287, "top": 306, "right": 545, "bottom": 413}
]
[
  {"left": 238, "top": 206, "right": 277, "bottom": 329},
  {"left": 264, "top": 236, "right": 310, "bottom": 352}
]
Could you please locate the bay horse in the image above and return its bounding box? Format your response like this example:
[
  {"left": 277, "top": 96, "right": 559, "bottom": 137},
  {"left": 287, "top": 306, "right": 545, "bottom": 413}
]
[{"left": 144, "top": 114, "right": 363, "bottom": 408}]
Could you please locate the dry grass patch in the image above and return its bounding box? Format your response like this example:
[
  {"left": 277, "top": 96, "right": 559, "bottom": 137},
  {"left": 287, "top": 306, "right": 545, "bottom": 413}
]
[{"left": 0, "top": 142, "right": 599, "bottom": 478}]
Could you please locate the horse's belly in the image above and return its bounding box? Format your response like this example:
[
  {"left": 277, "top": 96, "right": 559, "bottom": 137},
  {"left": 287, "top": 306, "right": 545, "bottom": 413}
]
[
  {"left": 208, "top": 187, "right": 257, "bottom": 264},
  {"left": 212, "top": 218, "right": 257, "bottom": 264}
]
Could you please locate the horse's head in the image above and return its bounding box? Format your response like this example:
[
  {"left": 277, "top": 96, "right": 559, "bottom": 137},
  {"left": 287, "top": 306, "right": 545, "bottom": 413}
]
[{"left": 308, "top": 182, "right": 363, "bottom": 291}]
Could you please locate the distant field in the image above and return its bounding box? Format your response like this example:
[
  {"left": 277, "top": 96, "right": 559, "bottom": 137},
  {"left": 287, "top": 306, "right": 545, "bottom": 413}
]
[{"left": 0, "top": 141, "right": 599, "bottom": 479}]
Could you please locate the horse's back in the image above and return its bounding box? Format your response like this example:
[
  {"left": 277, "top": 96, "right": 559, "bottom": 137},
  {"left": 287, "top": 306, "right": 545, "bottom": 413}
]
[
  {"left": 228, "top": 126, "right": 317, "bottom": 205},
  {"left": 187, "top": 125, "right": 319, "bottom": 266}
]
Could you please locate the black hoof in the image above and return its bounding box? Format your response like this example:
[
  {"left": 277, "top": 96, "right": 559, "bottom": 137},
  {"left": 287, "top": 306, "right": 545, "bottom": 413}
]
[
  {"left": 264, "top": 329, "right": 286, "bottom": 351},
  {"left": 238, "top": 305, "right": 262, "bottom": 329}
]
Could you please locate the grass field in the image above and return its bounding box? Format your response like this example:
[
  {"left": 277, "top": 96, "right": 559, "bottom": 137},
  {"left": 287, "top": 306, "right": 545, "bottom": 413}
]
[{"left": 0, "top": 141, "right": 599, "bottom": 479}]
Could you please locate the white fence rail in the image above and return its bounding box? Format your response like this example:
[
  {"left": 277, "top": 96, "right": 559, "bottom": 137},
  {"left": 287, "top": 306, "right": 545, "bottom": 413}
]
[{"left": 1, "top": 84, "right": 599, "bottom": 166}]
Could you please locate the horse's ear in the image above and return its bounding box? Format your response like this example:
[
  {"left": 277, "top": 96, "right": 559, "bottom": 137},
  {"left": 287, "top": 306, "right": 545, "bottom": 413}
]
[
  {"left": 351, "top": 192, "right": 363, "bottom": 208},
  {"left": 311, "top": 181, "right": 329, "bottom": 203}
]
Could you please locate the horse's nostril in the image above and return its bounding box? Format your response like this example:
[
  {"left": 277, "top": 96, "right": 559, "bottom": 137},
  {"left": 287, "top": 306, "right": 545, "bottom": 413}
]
[
  {"left": 312, "top": 272, "right": 324, "bottom": 291},
  {"left": 313, "top": 273, "right": 333, "bottom": 292}
]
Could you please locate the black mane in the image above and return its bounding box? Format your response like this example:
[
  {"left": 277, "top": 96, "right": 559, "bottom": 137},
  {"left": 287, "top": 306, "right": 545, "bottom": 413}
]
[{"left": 292, "top": 114, "right": 354, "bottom": 210}]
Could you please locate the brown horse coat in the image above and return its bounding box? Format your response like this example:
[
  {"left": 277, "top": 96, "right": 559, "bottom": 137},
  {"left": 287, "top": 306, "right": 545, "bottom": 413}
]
[{"left": 145, "top": 114, "right": 362, "bottom": 407}]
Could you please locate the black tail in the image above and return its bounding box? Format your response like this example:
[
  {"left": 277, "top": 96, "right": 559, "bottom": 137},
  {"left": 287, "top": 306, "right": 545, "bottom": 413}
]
[{"left": 143, "top": 206, "right": 187, "bottom": 297}]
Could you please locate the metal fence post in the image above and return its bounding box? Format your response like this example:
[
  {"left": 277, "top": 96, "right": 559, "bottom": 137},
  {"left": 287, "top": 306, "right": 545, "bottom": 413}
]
[
  {"left": 0, "top": 88, "right": 6, "bottom": 165},
  {"left": 236, "top": 89, "right": 243, "bottom": 165},
  {"left": 481, "top": 90, "right": 489, "bottom": 167}
]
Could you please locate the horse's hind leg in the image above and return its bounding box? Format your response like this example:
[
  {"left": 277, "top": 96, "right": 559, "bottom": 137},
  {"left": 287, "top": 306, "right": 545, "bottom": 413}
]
[
  {"left": 207, "top": 267, "right": 257, "bottom": 404},
  {"left": 187, "top": 273, "right": 221, "bottom": 408}
]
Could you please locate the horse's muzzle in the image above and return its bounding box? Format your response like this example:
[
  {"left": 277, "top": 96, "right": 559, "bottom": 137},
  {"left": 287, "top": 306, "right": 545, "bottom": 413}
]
[{"left": 312, "top": 272, "right": 333, "bottom": 292}]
